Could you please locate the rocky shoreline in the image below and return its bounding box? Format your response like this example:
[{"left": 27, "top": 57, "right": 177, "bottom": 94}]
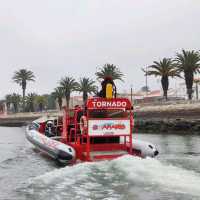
[
  {"left": 134, "top": 102, "right": 200, "bottom": 134},
  {"left": 134, "top": 118, "right": 200, "bottom": 134}
]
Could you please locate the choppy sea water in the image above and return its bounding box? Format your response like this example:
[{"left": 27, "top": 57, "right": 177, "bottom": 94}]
[{"left": 0, "top": 127, "right": 200, "bottom": 200}]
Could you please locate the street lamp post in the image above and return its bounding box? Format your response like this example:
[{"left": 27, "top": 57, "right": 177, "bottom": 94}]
[
  {"left": 130, "top": 84, "right": 133, "bottom": 105},
  {"left": 145, "top": 66, "right": 148, "bottom": 97}
]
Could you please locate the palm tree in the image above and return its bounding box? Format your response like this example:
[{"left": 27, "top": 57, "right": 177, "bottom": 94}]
[
  {"left": 5, "top": 94, "right": 12, "bottom": 111},
  {"left": 59, "top": 77, "right": 78, "bottom": 108},
  {"left": 95, "top": 63, "right": 124, "bottom": 81},
  {"left": 36, "top": 95, "right": 47, "bottom": 112},
  {"left": 12, "top": 69, "right": 35, "bottom": 111},
  {"left": 11, "top": 93, "right": 21, "bottom": 113},
  {"left": 140, "top": 86, "right": 150, "bottom": 93},
  {"left": 77, "top": 77, "right": 97, "bottom": 104},
  {"left": 146, "top": 58, "right": 180, "bottom": 100},
  {"left": 44, "top": 94, "right": 56, "bottom": 110},
  {"left": 26, "top": 93, "right": 37, "bottom": 112},
  {"left": 175, "top": 50, "right": 200, "bottom": 100},
  {"left": 0, "top": 100, "right": 4, "bottom": 113},
  {"left": 52, "top": 87, "right": 64, "bottom": 110}
]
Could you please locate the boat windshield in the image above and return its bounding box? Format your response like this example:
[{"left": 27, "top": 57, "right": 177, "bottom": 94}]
[{"left": 88, "top": 109, "right": 128, "bottom": 119}]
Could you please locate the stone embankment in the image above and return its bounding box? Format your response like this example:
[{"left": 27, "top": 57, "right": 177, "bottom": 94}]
[
  {"left": 0, "top": 113, "right": 46, "bottom": 127},
  {"left": 134, "top": 102, "right": 200, "bottom": 133},
  {"left": 1, "top": 102, "right": 200, "bottom": 134},
  {"left": 0, "top": 111, "right": 61, "bottom": 127}
]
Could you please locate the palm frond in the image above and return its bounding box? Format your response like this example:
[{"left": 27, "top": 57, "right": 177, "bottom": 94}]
[
  {"left": 95, "top": 63, "right": 124, "bottom": 81},
  {"left": 77, "top": 77, "right": 96, "bottom": 94}
]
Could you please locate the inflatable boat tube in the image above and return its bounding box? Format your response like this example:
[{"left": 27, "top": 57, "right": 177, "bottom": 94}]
[
  {"left": 132, "top": 139, "right": 159, "bottom": 158},
  {"left": 26, "top": 127, "right": 76, "bottom": 165}
]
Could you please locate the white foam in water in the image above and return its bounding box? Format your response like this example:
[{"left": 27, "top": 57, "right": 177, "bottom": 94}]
[
  {"left": 30, "top": 156, "right": 200, "bottom": 198},
  {"left": 113, "top": 155, "right": 200, "bottom": 196},
  {"left": 33, "top": 162, "right": 94, "bottom": 184}
]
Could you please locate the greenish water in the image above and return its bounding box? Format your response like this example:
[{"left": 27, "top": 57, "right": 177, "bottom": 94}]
[{"left": 0, "top": 127, "right": 200, "bottom": 200}]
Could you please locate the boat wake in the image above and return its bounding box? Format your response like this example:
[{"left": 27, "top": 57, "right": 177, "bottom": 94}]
[{"left": 22, "top": 156, "right": 200, "bottom": 200}]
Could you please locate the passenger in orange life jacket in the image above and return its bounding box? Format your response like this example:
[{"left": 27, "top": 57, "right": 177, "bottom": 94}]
[{"left": 98, "top": 76, "right": 116, "bottom": 98}]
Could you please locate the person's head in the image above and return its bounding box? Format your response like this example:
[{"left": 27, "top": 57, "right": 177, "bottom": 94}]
[{"left": 46, "top": 120, "right": 53, "bottom": 128}]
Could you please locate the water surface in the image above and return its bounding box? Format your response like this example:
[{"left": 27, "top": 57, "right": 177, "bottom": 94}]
[{"left": 0, "top": 127, "right": 200, "bottom": 200}]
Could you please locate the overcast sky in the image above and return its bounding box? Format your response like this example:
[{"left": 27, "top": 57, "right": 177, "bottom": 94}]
[{"left": 0, "top": 0, "right": 200, "bottom": 98}]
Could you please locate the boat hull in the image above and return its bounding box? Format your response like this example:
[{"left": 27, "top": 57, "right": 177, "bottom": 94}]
[{"left": 26, "top": 127, "right": 76, "bottom": 165}]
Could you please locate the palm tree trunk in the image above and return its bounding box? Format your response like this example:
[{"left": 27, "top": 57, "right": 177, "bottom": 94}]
[
  {"left": 22, "top": 89, "right": 25, "bottom": 112},
  {"left": 6, "top": 103, "right": 10, "bottom": 111},
  {"left": 39, "top": 103, "right": 43, "bottom": 112},
  {"left": 161, "top": 76, "right": 169, "bottom": 100},
  {"left": 83, "top": 92, "right": 88, "bottom": 105},
  {"left": 184, "top": 71, "right": 193, "bottom": 100},
  {"left": 58, "top": 98, "right": 62, "bottom": 110},
  {"left": 187, "top": 89, "right": 193, "bottom": 100},
  {"left": 195, "top": 83, "right": 198, "bottom": 100},
  {"left": 65, "top": 92, "right": 70, "bottom": 109},
  {"left": 66, "top": 100, "right": 70, "bottom": 109},
  {"left": 66, "top": 96, "right": 70, "bottom": 109},
  {"left": 14, "top": 103, "right": 18, "bottom": 113},
  {"left": 163, "top": 90, "right": 168, "bottom": 100},
  {"left": 30, "top": 103, "right": 34, "bottom": 112}
]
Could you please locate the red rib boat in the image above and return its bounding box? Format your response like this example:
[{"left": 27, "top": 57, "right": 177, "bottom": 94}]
[{"left": 26, "top": 78, "right": 158, "bottom": 165}]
